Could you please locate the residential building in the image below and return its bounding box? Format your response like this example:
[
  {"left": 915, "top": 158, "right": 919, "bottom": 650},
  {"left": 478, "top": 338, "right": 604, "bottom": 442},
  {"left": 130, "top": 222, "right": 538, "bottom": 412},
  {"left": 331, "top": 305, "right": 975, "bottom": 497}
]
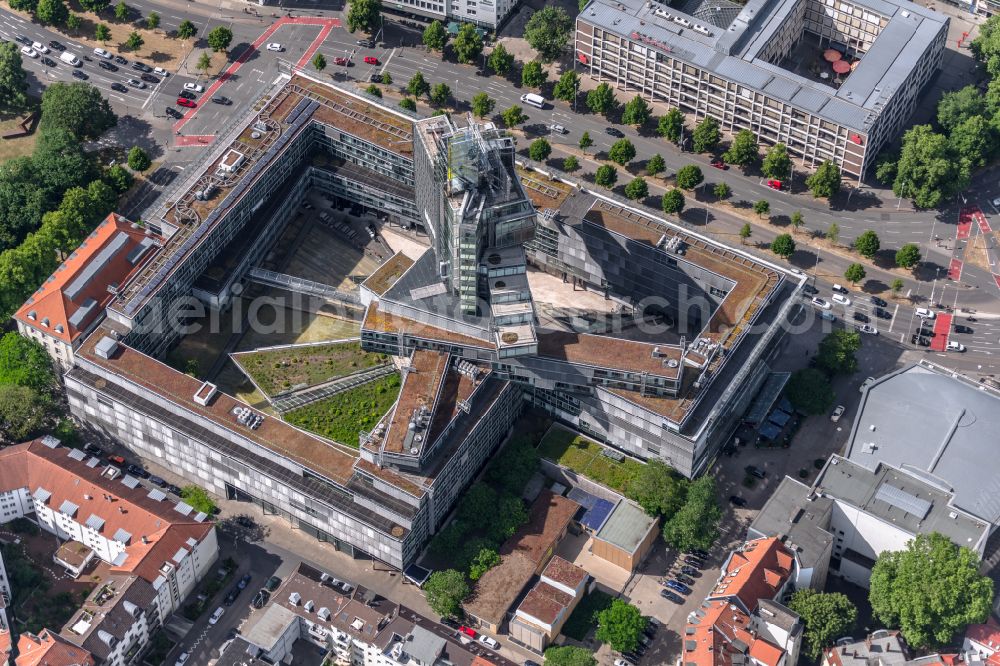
[
  {"left": 15, "top": 630, "right": 95, "bottom": 666},
  {"left": 59, "top": 574, "right": 159, "bottom": 666},
  {"left": 590, "top": 500, "right": 658, "bottom": 572},
  {"left": 508, "top": 556, "right": 590, "bottom": 653},
  {"left": 576, "top": 0, "right": 949, "bottom": 181},
  {"left": 821, "top": 631, "right": 910, "bottom": 666},
  {"left": 965, "top": 618, "right": 1000, "bottom": 666},
  {"left": 681, "top": 600, "right": 793, "bottom": 666}
]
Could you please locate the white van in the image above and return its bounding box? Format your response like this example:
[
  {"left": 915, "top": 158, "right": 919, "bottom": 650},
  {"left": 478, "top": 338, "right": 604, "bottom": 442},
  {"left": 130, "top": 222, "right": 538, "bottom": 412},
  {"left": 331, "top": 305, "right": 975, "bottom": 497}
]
[
  {"left": 520, "top": 93, "right": 545, "bottom": 109},
  {"left": 59, "top": 52, "right": 81, "bottom": 66}
]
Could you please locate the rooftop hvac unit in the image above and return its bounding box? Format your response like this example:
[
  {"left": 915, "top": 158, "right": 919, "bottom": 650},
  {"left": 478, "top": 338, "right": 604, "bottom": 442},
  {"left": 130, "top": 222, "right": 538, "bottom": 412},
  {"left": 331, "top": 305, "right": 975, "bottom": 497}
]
[
  {"left": 304, "top": 600, "right": 315, "bottom": 612},
  {"left": 289, "top": 592, "right": 301, "bottom": 605}
]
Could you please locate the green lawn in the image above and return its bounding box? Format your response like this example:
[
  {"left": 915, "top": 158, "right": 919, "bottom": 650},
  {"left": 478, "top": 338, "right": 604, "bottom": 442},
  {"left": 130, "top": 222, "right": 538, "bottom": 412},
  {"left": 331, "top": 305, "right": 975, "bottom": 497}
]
[
  {"left": 283, "top": 373, "right": 401, "bottom": 446},
  {"left": 235, "top": 340, "right": 389, "bottom": 397},
  {"left": 561, "top": 589, "right": 614, "bottom": 641},
  {"left": 537, "top": 427, "right": 643, "bottom": 494}
]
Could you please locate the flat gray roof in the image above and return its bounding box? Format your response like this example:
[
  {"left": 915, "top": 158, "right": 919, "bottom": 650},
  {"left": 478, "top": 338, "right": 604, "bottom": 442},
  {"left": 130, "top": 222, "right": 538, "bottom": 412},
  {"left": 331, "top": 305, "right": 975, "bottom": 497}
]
[
  {"left": 594, "top": 500, "right": 657, "bottom": 554},
  {"left": 747, "top": 476, "right": 834, "bottom": 570},
  {"left": 579, "top": 0, "right": 947, "bottom": 130},
  {"left": 846, "top": 361, "right": 1000, "bottom": 526}
]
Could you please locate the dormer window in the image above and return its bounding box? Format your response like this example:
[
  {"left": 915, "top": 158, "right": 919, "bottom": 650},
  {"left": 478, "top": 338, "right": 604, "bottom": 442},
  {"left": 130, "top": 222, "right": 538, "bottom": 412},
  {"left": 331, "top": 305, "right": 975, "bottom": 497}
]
[
  {"left": 27, "top": 311, "right": 36, "bottom": 320},
  {"left": 41, "top": 318, "right": 50, "bottom": 327}
]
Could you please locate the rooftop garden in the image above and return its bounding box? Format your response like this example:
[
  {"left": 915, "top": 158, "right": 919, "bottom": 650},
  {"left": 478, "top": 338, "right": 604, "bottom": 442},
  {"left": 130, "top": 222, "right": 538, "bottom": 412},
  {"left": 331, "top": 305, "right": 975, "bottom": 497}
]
[
  {"left": 537, "top": 427, "right": 644, "bottom": 494},
  {"left": 283, "top": 373, "right": 401, "bottom": 447},
  {"left": 234, "top": 340, "right": 389, "bottom": 397}
]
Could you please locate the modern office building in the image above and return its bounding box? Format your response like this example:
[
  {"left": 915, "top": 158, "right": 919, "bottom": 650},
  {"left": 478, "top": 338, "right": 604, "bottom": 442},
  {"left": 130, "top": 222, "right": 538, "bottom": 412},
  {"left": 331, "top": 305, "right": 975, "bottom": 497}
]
[
  {"left": 576, "top": 0, "right": 949, "bottom": 181},
  {"left": 380, "top": 0, "right": 520, "bottom": 31}
]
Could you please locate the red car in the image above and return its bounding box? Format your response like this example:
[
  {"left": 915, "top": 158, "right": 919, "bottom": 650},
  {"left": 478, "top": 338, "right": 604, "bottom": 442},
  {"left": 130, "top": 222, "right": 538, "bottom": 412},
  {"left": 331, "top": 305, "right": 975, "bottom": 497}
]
[
  {"left": 177, "top": 97, "right": 196, "bottom": 108},
  {"left": 766, "top": 179, "right": 783, "bottom": 190},
  {"left": 459, "top": 626, "right": 478, "bottom": 639},
  {"left": 710, "top": 159, "right": 728, "bottom": 170},
  {"left": 107, "top": 454, "right": 126, "bottom": 465},
  {"left": 334, "top": 56, "right": 349, "bottom": 66},
  {"left": 363, "top": 56, "right": 379, "bottom": 65}
]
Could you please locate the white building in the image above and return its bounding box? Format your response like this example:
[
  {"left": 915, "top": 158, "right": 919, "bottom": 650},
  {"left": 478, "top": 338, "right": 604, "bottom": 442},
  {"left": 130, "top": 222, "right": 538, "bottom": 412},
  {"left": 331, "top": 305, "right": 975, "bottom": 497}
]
[{"left": 60, "top": 574, "right": 159, "bottom": 666}]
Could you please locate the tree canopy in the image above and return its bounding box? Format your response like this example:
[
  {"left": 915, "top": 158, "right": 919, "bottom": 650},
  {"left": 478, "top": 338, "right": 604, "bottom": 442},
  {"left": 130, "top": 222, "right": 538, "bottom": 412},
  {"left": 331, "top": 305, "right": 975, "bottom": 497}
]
[
  {"left": 36, "top": 0, "right": 68, "bottom": 26},
  {"left": 805, "top": 160, "right": 841, "bottom": 198},
  {"left": 845, "top": 262, "right": 866, "bottom": 285},
  {"left": 646, "top": 154, "right": 665, "bottom": 176},
  {"left": 553, "top": 71, "right": 580, "bottom": 102},
  {"left": 594, "top": 165, "right": 617, "bottom": 188},
  {"left": 658, "top": 108, "right": 684, "bottom": 143},
  {"left": 502, "top": 105, "right": 526, "bottom": 127},
  {"left": 429, "top": 83, "right": 450, "bottom": 107},
  {"left": 424, "top": 569, "right": 470, "bottom": 618},
  {"left": 0, "top": 333, "right": 55, "bottom": 393},
  {"left": 893, "top": 125, "right": 969, "bottom": 209},
  {"left": 423, "top": 20, "right": 447, "bottom": 51},
  {"left": 595, "top": 599, "right": 646, "bottom": 653},
  {"left": 127, "top": 146, "right": 151, "bottom": 172},
  {"left": 853, "top": 230, "right": 880, "bottom": 258},
  {"left": 621, "top": 95, "right": 651, "bottom": 126},
  {"left": 586, "top": 82, "right": 615, "bottom": 116},
  {"left": 937, "top": 85, "right": 988, "bottom": 132},
  {"left": 662, "top": 188, "right": 685, "bottom": 215},
  {"left": 0, "top": 384, "right": 49, "bottom": 442},
  {"left": 624, "top": 177, "right": 648, "bottom": 201},
  {"left": 312, "top": 52, "right": 326, "bottom": 71},
  {"left": 785, "top": 368, "right": 834, "bottom": 415},
  {"left": 608, "top": 138, "right": 636, "bottom": 165},
  {"left": 488, "top": 43, "right": 513, "bottom": 76},
  {"left": 723, "top": 129, "right": 759, "bottom": 168},
  {"left": 870, "top": 533, "right": 993, "bottom": 648},
  {"left": 543, "top": 646, "right": 596, "bottom": 666},
  {"left": 176, "top": 19, "right": 197, "bottom": 40},
  {"left": 895, "top": 243, "right": 922, "bottom": 269},
  {"left": 761, "top": 142, "right": 791, "bottom": 180},
  {"left": 40, "top": 82, "right": 117, "bottom": 140},
  {"left": 816, "top": 329, "right": 861, "bottom": 375},
  {"left": 521, "top": 60, "right": 547, "bottom": 88},
  {"left": 180, "top": 485, "right": 217, "bottom": 514},
  {"left": 407, "top": 72, "right": 430, "bottom": 98},
  {"left": 523, "top": 7, "right": 573, "bottom": 61},
  {"left": 771, "top": 233, "right": 795, "bottom": 258},
  {"left": 471, "top": 92, "right": 494, "bottom": 118},
  {"left": 347, "top": 0, "right": 382, "bottom": 33},
  {"left": 675, "top": 165, "right": 703, "bottom": 190},
  {"left": 663, "top": 475, "right": 721, "bottom": 551},
  {"left": 626, "top": 459, "right": 687, "bottom": 517},
  {"left": 789, "top": 589, "right": 858, "bottom": 660},
  {"left": 529, "top": 138, "right": 552, "bottom": 162},
  {"left": 452, "top": 23, "right": 483, "bottom": 64},
  {"left": 692, "top": 117, "right": 720, "bottom": 153},
  {"left": 0, "top": 43, "right": 28, "bottom": 111},
  {"left": 206, "top": 25, "right": 233, "bottom": 52}
]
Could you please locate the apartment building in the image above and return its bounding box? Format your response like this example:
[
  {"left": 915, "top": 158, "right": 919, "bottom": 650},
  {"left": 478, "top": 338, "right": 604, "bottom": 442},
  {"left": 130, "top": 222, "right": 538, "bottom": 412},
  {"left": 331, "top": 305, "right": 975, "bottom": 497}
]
[
  {"left": 15, "top": 631, "right": 94, "bottom": 666},
  {"left": 576, "top": 0, "right": 948, "bottom": 181},
  {"left": 60, "top": 574, "right": 160, "bottom": 666},
  {"left": 381, "top": 0, "right": 520, "bottom": 30}
]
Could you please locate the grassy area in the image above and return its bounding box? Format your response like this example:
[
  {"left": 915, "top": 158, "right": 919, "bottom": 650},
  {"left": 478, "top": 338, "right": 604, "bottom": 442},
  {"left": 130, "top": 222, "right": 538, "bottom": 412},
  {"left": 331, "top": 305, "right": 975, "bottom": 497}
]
[
  {"left": 0, "top": 115, "right": 38, "bottom": 162},
  {"left": 537, "top": 427, "right": 643, "bottom": 494},
  {"left": 562, "top": 589, "right": 614, "bottom": 641},
  {"left": 235, "top": 340, "right": 388, "bottom": 396},
  {"left": 283, "top": 373, "right": 401, "bottom": 446}
]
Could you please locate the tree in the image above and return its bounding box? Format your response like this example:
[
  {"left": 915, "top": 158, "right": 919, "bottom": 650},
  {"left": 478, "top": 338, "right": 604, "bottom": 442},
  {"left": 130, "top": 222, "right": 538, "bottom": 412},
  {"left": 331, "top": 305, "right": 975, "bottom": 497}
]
[
  {"left": 594, "top": 165, "right": 617, "bottom": 188},
  {"left": 430, "top": 82, "right": 450, "bottom": 107},
  {"left": 578, "top": 131, "right": 593, "bottom": 152},
  {"left": 754, "top": 199, "right": 770, "bottom": 218},
  {"left": 658, "top": 108, "right": 684, "bottom": 143},
  {"left": 468, "top": 548, "right": 500, "bottom": 581},
  {"left": 105, "top": 164, "right": 132, "bottom": 192},
  {"left": 595, "top": 599, "right": 646, "bottom": 653},
  {"left": 399, "top": 97, "right": 416, "bottom": 112},
  {"left": 312, "top": 52, "right": 326, "bottom": 71},
  {"left": 739, "top": 223, "right": 751, "bottom": 245},
  {"left": 489, "top": 494, "right": 529, "bottom": 542},
  {"left": 127, "top": 146, "right": 151, "bottom": 172},
  {"left": 785, "top": 368, "right": 835, "bottom": 415},
  {"left": 501, "top": 105, "right": 526, "bottom": 127},
  {"left": 521, "top": 60, "right": 547, "bottom": 88},
  {"left": 895, "top": 243, "right": 922, "bottom": 269},
  {"left": 453, "top": 23, "right": 483, "bottom": 64},
  {"left": 424, "top": 569, "right": 469, "bottom": 618},
  {"left": 845, "top": 263, "right": 866, "bottom": 285},
  {"left": 806, "top": 160, "right": 841, "bottom": 199},
  {"left": 790, "top": 210, "right": 803, "bottom": 233},
  {"left": 94, "top": 23, "right": 111, "bottom": 43},
  {"left": 816, "top": 329, "right": 861, "bottom": 375},
  {"left": 180, "top": 484, "right": 217, "bottom": 514},
  {"left": 951, "top": 115, "right": 995, "bottom": 167},
  {"left": 523, "top": 6, "right": 572, "bottom": 62},
  {"left": 937, "top": 85, "right": 987, "bottom": 133},
  {"left": 529, "top": 138, "right": 551, "bottom": 162},
  {"left": 66, "top": 13, "right": 82, "bottom": 31},
  {"left": 347, "top": 0, "right": 382, "bottom": 33},
  {"left": 624, "top": 177, "right": 648, "bottom": 201},
  {"left": 893, "top": 125, "right": 969, "bottom": 209},
  {"left": 207, "top": 26, "right": 233, "bottom": 52},
  {"left": 407, "top": 72, "right": 429, "bottom": 98},
  {"left": 826, "top": 222, "right": 840, "bottom": 244},
  {"left": 381, "top": 71, "right": 392, "bottom": 86},
  {"left": 663, "top": 475, "right": 721, "bottom": 551},
  {"left": 196, "top": 52, "right": 212, "bottom": 76},
  {"left": 488, "top": 43, "right": 513, "bottom": 76},
  {"left": 114, "top": 0, "right": 129, "bottom": 21},
  {"left": 621, "top": 95, "right": 651, "bottom": 127},
  {"left": 723, "top": 129, "right": 759, "bottom": 168},
  {"left": 0, "top": 333, "right": 55, "bottom": 392},
  {"left": 692, "top": 117, "right": 720, "bottom": 153},
  {"left": 176, "top": 19, "right": 197, "bottom": 40},
  {"left": 646, "top": 154, "right": 665, "bottom": 177},
  {"left": 125, "top": 31, "right": 144, "bottom": 51},
  {"left": 40, "top": 82, "right": 117, "bottom": 140},
  {"left": 8, "top": 0, "right": 38, "bottom": 11},
  {"left": 423, "top": 20, "right": 447, "bottom": 51},
  {"left": 626, "top": 459, "right": 686, "bottom": 517},
  {"left": 870, "top": 533, "right": 992, "bottom": 648},
  {"left": 36, "top": 0, "right": 68, "bottom": 26},
  {"left": 563, "top": 155, "right": 579, "bottom": 171},
  {"left": 771, "top": 233, "right": 795, "bottom": 258},
  {"left": 762, "top": 142, "right": 791, "bottom": 180},
  {"left": 714, "top": 182, "right": 730, "bottom": 199},
  {"left": 891, "top": 278, "right": 904, "bottom": 296},
  {"left": 365, "top": 84, "right": 382, "bottom": 97},
  {"left": 875, "top": 155, "right": 897, "bottom": 186},
  {"left": 543, "top": 646, "right": 596, "bottom": 666},
  {"left": 471, "top": 92, "right": 494, "bottom": 118},
  {"left": 675, "top": 165, "right": 703, "bottom": 190},
  {"left": 0, "top": 43, "right": 28, "bottom": 111},
  {"left": 553, "top": 71, "right": 580, "bottom": 102},
  {"left": 146, "top": 11, "right": 159, "bottom": 29},
  {"left": 608, "top": 138, "right": 635, "bottom": 165},
  {"left": 586, "top": 82, "right": 615, "bottom": 116},
  {"left": 853, "top": 230, "right": 880, "bottom": 259},
  {"left": 662, "top": 188, "right": 685, "bottom": 215},
  {"left": 457, "top": 485, "right": 495, "bottom": 526},
  {"left": 0, "top": 385, "right": 48, "bottom": 442},
  {"left": 789, "top": 590, "right": 858, "bottom": 660}
]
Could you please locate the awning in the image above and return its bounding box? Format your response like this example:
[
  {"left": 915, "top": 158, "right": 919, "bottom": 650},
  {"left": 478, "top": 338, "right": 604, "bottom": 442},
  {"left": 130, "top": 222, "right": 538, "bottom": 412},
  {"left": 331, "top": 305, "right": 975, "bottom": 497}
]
[{"left": 758, "top": 422, "right": 782, "bottom": 441}]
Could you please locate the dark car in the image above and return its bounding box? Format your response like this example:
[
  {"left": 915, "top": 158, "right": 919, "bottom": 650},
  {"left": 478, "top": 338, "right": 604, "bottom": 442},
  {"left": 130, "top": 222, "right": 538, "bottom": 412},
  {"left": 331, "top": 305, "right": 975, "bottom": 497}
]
[
  {"left": 916, "top": 327, "right": 935, "bottom": 338},
  {"left": 15, "top": 35, "right": 31, "bottom": 46},
  {"left": 251, "top": 589, "right": 270, "bottom": 609},
  {"left": 660, "top": 589, "right": 684, "bottom": 604},
  {"left": 126, "top": 463, "right": 149, "bottom": 478},
  {"left": 729, "top": 495, "right": 747, "bottom": 507},
  {"left": 852, "top": 311, "right": 869, "bottom": 323},
  {"left": 369, "top": 73, "right": 383, "bottom": 83},
  {"left": 149, "top": 475, "right": 167, "bottom": 487},
  {"left": 605, "top": 127, "right": 625, "bottom": 138},
  {"left": 99, "top": 61, "right": 118, "bottom": 71},
  {"left": 166, "top": 107, "right": 183, "bottom": 119},
  {"left": 911, "top": 334, "right": 930, "bottom": 347},
  {"left": 688, "top": 549, "right": 709, "bottom": 560},
  {"left": 832, "top": 284, "right": 849, "bottom": 294},
  {"left": 131, "top": 61, "right": 152, "bottom": 72},
  {"left": 524, "top": 661, "right": 542, "bottom": 666},
  {"left": 114, "top": 55, "right": 128, "bottom": 66},
  {"left": 954, "top": 324, "right": 974, "bottom": 334},
  {"left": 870, "top": 295, "right": 888, "bottom": 307},
  {"left": 178, "top": 89, "right": 195, "bottom": 99},
  {"left": 41, "top": 56, "right": 56, "bottom": 67},
  {"left": 166, "top": 484, "right": 182, "bottom": 495},
  {"left": 111, "top": 82, "right": 129, "bottom": 93},
  {"left": 675, "top": 573, "right": 695, "bottom": 586},
  {"left": 211, "top": 96, "right": 232, "bottom": 105},
  {"left": 440, "top": 617, "right": 460, "bottom": 629},
  {"left": 264, "top": 575, "right": 282, "bottom": 592},
  {"left": 802, "top": 284, "right": 819, "bottom": 295},
  {"left": 49, "top": 40, "right": 66, "bottom": 51},
  {"left": 745, "top": 465, "right": 766, "bottom": 479},
  {"left": 72, "top": 70, "right": 89, "bottom": 80},
  {"left": 356, "top": 38, "right": 374, "bottom": 48},
  {"left": 224, "top": 587, "right": 240, "bottom": 606},
  {"left": 680, "top": 565, "right": 699, "bottom": 577},
  {"left": 666, "top": 579, "right": 691, "bottom": 594},
  {"left": 238, "top": 574, "right": 252, "bottom": 590},
  {"left": 84, "top": 443, "right": 102, "bottom": 455},
  {"left": 141, "top": 73, "right": 160, "bottom": 84},
  {"left": 683, "top": 555, "right": 704, "bottom": 568},
  {"left": 873, "top": 307, "right": 892, "bottom": 319}
]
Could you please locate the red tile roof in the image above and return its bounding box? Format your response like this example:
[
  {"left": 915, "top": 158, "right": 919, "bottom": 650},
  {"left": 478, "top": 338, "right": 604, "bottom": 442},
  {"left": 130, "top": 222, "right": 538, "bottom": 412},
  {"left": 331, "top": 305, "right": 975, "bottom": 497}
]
[
  {"left": 0, "top": 439, "right": 213, "bottom": 586},
  {"left": 683, "top": 600, "right": 785, "bottom": 666},
  {"left": 14, "top": 215, "right": 158, "bottom": 345},
  {"left": 967, "top": 617, "right": 1000, "bottom": 651},
  {"left": 16, "top": 630, "right": 94, "bottom": 666},
  {"left": 710, "top": 537, "right": 794, "bottom": 612}
]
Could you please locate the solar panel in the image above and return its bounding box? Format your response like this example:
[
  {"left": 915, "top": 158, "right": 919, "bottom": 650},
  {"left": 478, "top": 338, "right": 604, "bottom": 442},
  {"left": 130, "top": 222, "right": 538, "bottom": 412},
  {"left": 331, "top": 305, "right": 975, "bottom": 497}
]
[
  {"left": 67, "top": 448, "right": 86, "bottom": 461},
  {"left": 875, "top": 483, "right": 931, "bottom": 519},
  {"left": 120, "top": 475, "right": 140, "bottom": 489},
  {"left": 147, "top": 489, "right": 166, "bottom": 502},
  {"left": 85, "top": 514, "right": 105, "bottom": 531},
  {"left": 59, "top": 500, "right": 79, "bottom": 516},
  {"left": 113, "top": 528, "right": 132, "bottom": 544}
]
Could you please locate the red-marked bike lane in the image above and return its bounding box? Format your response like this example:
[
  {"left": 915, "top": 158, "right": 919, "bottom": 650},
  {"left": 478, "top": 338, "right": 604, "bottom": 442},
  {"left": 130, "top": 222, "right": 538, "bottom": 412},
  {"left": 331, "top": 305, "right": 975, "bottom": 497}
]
[
  {"left": 172, "top": 17, "right": 340, "bottom": 142},
  {"left": 929, "top": 313, "right": 952, "bottom": 351},
  {"left": 948, "top": 258, "right": 963, "bottom": 282}
]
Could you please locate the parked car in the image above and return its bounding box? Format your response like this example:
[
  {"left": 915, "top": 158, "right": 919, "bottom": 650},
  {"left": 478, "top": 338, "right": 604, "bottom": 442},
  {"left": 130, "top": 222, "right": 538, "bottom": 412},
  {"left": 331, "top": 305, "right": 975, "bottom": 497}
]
[
  {"left": 85, "top": 443, "right": 102, "bottom": 455},
  {"left": 224, "top": 587, "right": 240, "bottom": 606},
  {"left": 178, "top": 89, "right": 196, "bottom": 99},
  {"left": 766, "top": 179, "right": 782, "bottom": 190},
  {"left": 614, "top": 659, "right": 635, "bottom": 666},
  {"left": 729, "top": 495, "right": 747, "bottom": 507},
  {"left": 334, "top": 56, "right": 349, "bottom": 66},
  {"left": 363, "top": 55, "right": 379, "bottom": 64},
  {"left": 107, "top": 454, "right": 126, "bottom": 465},
  {"left": 811, "top": 297, "right": 831, "bottom": 310},
  {"left": 688, "top": 549, "right": 709, "bottom": 559},
  {"left": 710, "top": 159, "right": 727, "bottom": 169},
  {"left": 175, "top": 652, "right": 189, "bottom": 666},
  {"left": 208, "top": 607, "right": 225, "bottom": 625},
  {"left": 98, "top": 61, "right": 117, "bottom": 71},
  {"left": 675, "top": 573, "right": 695, "bottom": 586},
  {"left": 264, "top": 575, "right": 282, "bottom": 592},
  {"left": 131, "top": 61, "right": 152, "bottom": 72},
  {"left": 911, "top": 335, "right": 930, "bottom": 347},
  {"left": 166, "top": 483, "right": 182, "bottom": 495},
  {"left": 859, "top": 377, "right": 875, "bottom": 393},
  {"left": 683, "top": 555, "right": 703, "bottom": 568},
  {"left": 72, "top": 70, "right": 89, "bottom": 80},
  {"left": 680, "top": 565, "right": 699, "bottom": 577},
  {"left": 251, "top": 589, "right": 270, "bottom": 609},
  {"left": 479, "top": 635, "right": 500, "bottom": 650},
  {"left": 177, "top": 98, "right": 196, "bottom": 108},
  {"left": 238, "top": 574, "right": 252, "bottom": 590},
  {"left": 369, "top": 73, "right": 383, "bottom": 83},
  {"left": 459, "top": 626, "right": 478, "bottom": 639},
  {"left": 356, "top": 38, "right": 374, "bottom": 47},
  {"left": 211, "top": 96, "right": 232, "bottom": 105},
  {"left": 127, "top": 464, "right": 149, "bottom": 478},
  {"left": 266, "top": 42, "right": 283, "bottom": 52},
  {"left": 660, "top": 589, "right": 684, "bottom": 603},
  {"left": 605, "top": 127, "right": 624, "bottom": 137},
  {"left": 819, "top": 310, "right": 836, "bottom": 322},
  {"left": 831, "top": 283, "right": 849, "bottom": 294},
  {"left": 183, "top": 82, "right": 204, "bottom": 93},
  {"left": 801, "top": 283, "right": 819, "bottom": 295},
  {"left": 93, "top": 48, "right": 112, "bottom": 59},
  {"left": 149, "top": 475, "right": 166, "bottom": 487},
  {"left": 48, "top": 40, "right": 65, "bottom": 51},
  {"left": 830, "top": 405, "right": 845, "bottom": 422},
  {"left": 857, "top": 324, "right": 878, "bottom": 335},
  {"left": 831, "top": 293, "right": 851, "bottom": 306},
  {"left": 440, "top": 617, "right": 460, "bottom": 629},
  {"left": 745, "top": 465, "right": 766, "bottom": 479}
]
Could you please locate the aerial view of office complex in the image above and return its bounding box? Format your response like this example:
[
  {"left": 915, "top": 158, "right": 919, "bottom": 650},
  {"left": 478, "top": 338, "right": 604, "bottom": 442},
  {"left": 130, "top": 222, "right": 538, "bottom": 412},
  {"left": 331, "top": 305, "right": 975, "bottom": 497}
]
[{"left": 0, "top": 0, "right": 998, "bottom": 661}]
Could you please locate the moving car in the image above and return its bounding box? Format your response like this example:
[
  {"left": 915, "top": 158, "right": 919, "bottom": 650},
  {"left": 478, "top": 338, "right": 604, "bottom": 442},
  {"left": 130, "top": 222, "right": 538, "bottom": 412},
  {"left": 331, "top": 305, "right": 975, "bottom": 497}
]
[
  {"left": 870, "top": 295, "right": 887, "bottom": 307},
  {"left": 766, "top": 179, "right": 782, "bottom": 190},
  {"left": 31, "top": 41, "right": 49, "bottom": 54},
  {"left": 208, "top": 607, "right": 225, "bottom": 625},
  {"left": 520, "top": 92, "right": 545, "bottom": 109},
  {"left": 178, "top": 90, "right": 196, "bottom": 99},
  {"left": 334, "top": 56, "right": 349, "bottom": 66},
  {"left": 710, "top": 159, "right": 727, "bottom": 169},
  {"left": 811, "top": 297, "right": 831, "bottom": 309},
  {"left": 141, "top": 74, "right": 160, "bottom": 84},
  {"left": 177, "top": 98, "right": 196, "bottom": 108},
  {"left": 852, "top": 311, "right": 869, "bottom": 323},
  {"left": 915, "top": 307, "right": 936, "bottom": 319},
  {"left": 111, "top": 82, "right": 129, "bottom": 93},
  {"left": 98, "top": 61, "right": 118, "bottom": 71},
  {"left": 211, "top": 96, "right": 232, "bottom": 105},
  {"left": 131, "top": 61, "right": 152, "bottom": 72},
  {"left": 60, "top": 52, "right": 81, "bottom": 66},
  {"left": 873, "top": 307, "right": 892, "bottom": 319},
  {"left": 857, "top": 324, "right": 878, "bottom": 335},
  {"left": 831, "top": 284, "right": 849, "bottom": 294},
  {"left": 802, "top": 284, "right": 819, "bottom": 295},
  {"left": 479, "top": 635, "right": 500, "bottom": 650},
  {"left": 48, "top": 40, "right": 65, "bottom": 51},
  {"left": 947, "top": 341, "right": 966, "bottom": 352},
  {"left": 114, "top": 55, "right": 128, "bottom": 65},
  {"left": 830, "top": 405, "right": 845, "bottom": 422},
  {"left": 153, "top": 66, "right": 169, "bottom": 77},
  {"left": 369, "top": 73, "right": 383, "bottom": 83},
  {"left": 126, "top": 78, "right": 146, "bottom": 89},
  {"left": 605, "top": 126, "right": 624, "bottom": 137},
  {"left": 266, "top": 42, "right": 283, "bottom": 52},
  {"left": 550, "top": 124, "right": 568, "bottom": 134},
  {"left": 14, "top": 35, "right": 31, "bottom": 46},
  {"left": 819, "top": 310, "right": 836, "bottom": 322},
  {"left": 363, "top": 55, "right": 379, "bottom": 64},
  {"left": 183, "top": 82, "right": 204, "bottom": 93},
  {"left": 20, "top": 47, "right": 37, "bottom": 59},
  {"left": 745, "top": 465, "right": 766, "bottom": 479},
  {"left": 730, "top": 495, "right": 747, "bottom": 507},
  {"left": 954, "top": 324, "right": 974, "bottom": 334},
  {"left": 93, "top": 48, "right": 112, "bottom": 59},
  {"left": 831, "top": 293, "right": 851, "bottom": 306},
  {"left": 40, "top": 56, "right": 56, "bottom": 67}
]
